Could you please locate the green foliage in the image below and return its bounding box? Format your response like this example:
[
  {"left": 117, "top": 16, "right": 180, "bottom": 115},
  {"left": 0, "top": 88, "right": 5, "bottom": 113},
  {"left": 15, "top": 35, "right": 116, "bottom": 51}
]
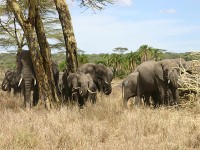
[
  {"left": 0, "top": 49, "right": 198, "bottom": 79},
  {"left": 78, "top": 54, "right": 89, "bottom": 66},
  {"left": 113, "top": 47, "right": 128, "bottom": 54},
  {"left": 0, "top": 53, "right": 16, "bottom": 70},
  {"left": 58, "top": 61, "right": 66, "bottom": 72}
]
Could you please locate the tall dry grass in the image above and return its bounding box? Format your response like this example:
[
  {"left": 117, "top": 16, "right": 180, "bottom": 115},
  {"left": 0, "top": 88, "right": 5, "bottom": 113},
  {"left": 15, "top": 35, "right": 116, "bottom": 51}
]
[{"left": 0, "top": 71, "right": 200, "bottom": 149}]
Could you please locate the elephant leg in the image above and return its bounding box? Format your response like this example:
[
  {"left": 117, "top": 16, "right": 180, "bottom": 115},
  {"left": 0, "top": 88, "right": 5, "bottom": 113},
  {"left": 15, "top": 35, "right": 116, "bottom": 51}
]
[
  {"left": 157, "top": 80, "right": 168, "bottom": 106},
  {"left": 33, "top": 85, "right": 39, "bottom": 106},
  {"left": 171, "top": 88, "right": 180, "bottom": 105},
  {"left": 144, "top": 92, "right": 151, "bottom": 106},
  {"left": 151, "top": 91, "right": 161, "bottom": 108},
  {"left": 78, "top": 97, "right": 85, "bottom": 108},
  {"left": 135, "top": 83, "right": 143, "bottom": 107},
  {"left": 89, "top": 93, "right": 97, "bottom": 104}
]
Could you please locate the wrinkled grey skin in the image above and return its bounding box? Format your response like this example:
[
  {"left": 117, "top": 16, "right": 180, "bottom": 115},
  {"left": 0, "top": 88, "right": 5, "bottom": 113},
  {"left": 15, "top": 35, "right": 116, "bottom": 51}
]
[
  {"left": 135, "top": 60, "right": 162, "bottom": 106},
  {"left": 58, "top": 71, "right": 64, "bottom": 100},
  {"left": 122, "top": 72, "right": 138, "bottom": 106},
  {"left": 135, "top": 58, "right": 187, "bottom": 107},
  {"left": 64, "top": 72, "right": 97, "bottom": 107},
  {"left": 1, "top": 70, "right": 21, "bottom": 95},
  {"left": 77, "top": 63, "right": 113, "bottom": 95},
  {"left": 122, "top": 72, "right": 160, "bottom": 107},
  {"left": 154, "top": 58, "right": 187, "bottom": 105},
  {"left": 62, "top": 69, "right": 69, "bottom": 101},
  {"left": 16, "top": 50, "right": 59, "bottom": 108}
]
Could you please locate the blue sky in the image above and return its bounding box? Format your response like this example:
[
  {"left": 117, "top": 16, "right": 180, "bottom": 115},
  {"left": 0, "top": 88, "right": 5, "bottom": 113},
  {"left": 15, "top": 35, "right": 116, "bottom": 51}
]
[{"left": 68, "top": 0, "right": 200, "bottom": 54}]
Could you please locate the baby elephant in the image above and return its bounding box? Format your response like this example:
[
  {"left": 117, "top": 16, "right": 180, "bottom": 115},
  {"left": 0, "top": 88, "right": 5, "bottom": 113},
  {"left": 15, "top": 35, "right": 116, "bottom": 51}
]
[
  {"left": 122, "top": 72, "right": 138, "bottom": 107},
  {"left": 65, "top": 72, "right": 98, "bottom": 107}
]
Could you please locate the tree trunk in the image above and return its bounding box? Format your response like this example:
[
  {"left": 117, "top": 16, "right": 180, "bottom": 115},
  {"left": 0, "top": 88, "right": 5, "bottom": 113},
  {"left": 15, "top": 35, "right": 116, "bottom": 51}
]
[
  {"left": 7, "top": 0, "right": 56, "bottom": 109},
  {"left": 54, "top": 0, "right": 78, "bottom": 73},
  {"left": 34, "top": 1, "right": 59, "bottom": 104}
]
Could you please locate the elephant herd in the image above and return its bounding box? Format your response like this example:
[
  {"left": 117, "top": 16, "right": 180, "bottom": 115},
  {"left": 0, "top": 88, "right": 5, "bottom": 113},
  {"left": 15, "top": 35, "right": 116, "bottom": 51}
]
[
  {"left": 122, "top": 58, "right": 190, "bottom": 108},
  {"left": 61, "top": 63, "right": 113, "bottom": 107},
  {"left": 1, "top": 50, "right": 113, "bottom": 108},
  {"left": 1, "top": 50, "right": 194, "bottom": 109}
]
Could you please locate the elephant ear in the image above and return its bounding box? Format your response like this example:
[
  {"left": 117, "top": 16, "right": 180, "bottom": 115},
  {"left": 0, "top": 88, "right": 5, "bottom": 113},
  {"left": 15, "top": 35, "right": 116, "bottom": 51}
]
[
  {"left": 154, "top": 62, "right": 166, "bottom": 81},
  {"left": 95, "top": 64, "right": 109, "bottom": 82}
]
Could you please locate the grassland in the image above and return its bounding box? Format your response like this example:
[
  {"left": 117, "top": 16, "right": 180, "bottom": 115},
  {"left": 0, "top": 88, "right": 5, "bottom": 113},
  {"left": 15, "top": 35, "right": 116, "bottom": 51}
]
[{"left": 0, "top": 70, "right": 200, "bottom": 150}]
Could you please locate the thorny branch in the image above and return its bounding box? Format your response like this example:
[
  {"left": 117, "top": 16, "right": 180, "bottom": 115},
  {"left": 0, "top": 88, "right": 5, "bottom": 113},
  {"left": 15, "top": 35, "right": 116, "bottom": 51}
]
[{"left": 79, "top": 0, "right": 113, "bottom": 12}]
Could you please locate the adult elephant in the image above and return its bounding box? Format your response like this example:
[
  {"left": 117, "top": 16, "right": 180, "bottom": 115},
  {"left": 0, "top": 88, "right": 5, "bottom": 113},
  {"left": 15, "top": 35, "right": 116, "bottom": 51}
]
[
  {"left": 1, "top": 70, "right": 21, "bottom": 95},
  {"left": 135, "top": 58, "right": 187, "bottom": 107},
  {"left": 64, "top": 72, "right": 97, "bottom": 107},
  {"left": 77, "top": 63, "right": 113, "bottom": 95},
  {"left": 16, "top": 50, "right": 59, "bottom": 108},
  {"left": 154, "top": 58, "right": 187, "bottom": 105}
]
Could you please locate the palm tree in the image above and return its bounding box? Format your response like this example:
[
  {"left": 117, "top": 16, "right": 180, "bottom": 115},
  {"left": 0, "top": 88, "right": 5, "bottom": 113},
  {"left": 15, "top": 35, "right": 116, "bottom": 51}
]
[
  {"left": 151, "top": 48, "right": 165, "bottom": 61},
  {"left": 138, "top": 45, "right": 154, "bottom": 62},
  {"left": 126, "top": 51, "right": 141, "bottom": 72}
]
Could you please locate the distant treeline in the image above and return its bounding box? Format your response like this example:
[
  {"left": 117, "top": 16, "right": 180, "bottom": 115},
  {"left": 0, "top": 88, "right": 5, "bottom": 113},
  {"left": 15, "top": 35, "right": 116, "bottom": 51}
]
[{"left": 0, "top": 51, "right": 198, "bottom": 78}]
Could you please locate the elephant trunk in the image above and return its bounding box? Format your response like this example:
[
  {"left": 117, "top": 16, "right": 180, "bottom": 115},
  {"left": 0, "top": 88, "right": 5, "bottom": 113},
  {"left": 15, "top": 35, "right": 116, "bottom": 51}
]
[
  {"left": 24, "top": 78, "right": 32, "bottom": 108},
  {"left": 1, "top": 80, "right": 8, "bottom": 91}
]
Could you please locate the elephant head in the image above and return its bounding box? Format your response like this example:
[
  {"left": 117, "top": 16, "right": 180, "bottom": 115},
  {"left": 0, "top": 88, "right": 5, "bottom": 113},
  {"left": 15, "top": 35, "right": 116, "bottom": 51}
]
[
  {"left": 1, "top": 70, "right": 20, "bottom": 95},
  {"left": 66, "top": 72, "right": 97, "bottom": 107},
  {"left": 155, "top": 61, "right": 180, "bottom": 87},
  {"left": 122, "top": 72, "right": 139, "bottom": 106},
  {"left": 155, "top": 60, "right": 181, "bottom": 105},
  {"left": 78, "top": 63, "right": 112, "bottom": 95},
  {"left": 2, "top": 70, "right": 14, "bottom": 91},
  {"left": 77, "top": 73, "right": 97, "bottom": 97}
]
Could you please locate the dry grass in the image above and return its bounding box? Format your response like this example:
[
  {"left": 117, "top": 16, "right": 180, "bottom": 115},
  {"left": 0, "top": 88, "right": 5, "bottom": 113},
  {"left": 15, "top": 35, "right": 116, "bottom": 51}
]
[{"left": 0, "top": 71, "right": 200, "bottom": 150}]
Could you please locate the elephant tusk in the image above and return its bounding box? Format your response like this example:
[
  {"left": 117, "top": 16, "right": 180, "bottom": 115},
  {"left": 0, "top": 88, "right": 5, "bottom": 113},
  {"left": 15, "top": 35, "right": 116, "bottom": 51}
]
[
  {"left": 18, "top": 78, "right": 23, "bottom": 87},
  {"left": 32, "top": 76, "right": 36, "bottom": 85},
  {"left": 168, "top": 79, "right": 170, "bottom": 84},
  {"left": 105, "top": 81, "right": 109, "bottom": 85},
  {"left": 80, "top": 90, "right": 83, "bottom": 94},
  {"left": 88, "top": 89, "right": 97, "bottom": 94},
  {"left": 34, "top": 78, "right": 36, "bottom": 85}
]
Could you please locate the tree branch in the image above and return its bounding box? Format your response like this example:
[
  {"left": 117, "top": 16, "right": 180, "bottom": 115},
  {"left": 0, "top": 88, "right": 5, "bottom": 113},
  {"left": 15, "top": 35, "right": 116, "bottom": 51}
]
[{"left": 7, "top": 0, "right": 27, "bottom": 30}]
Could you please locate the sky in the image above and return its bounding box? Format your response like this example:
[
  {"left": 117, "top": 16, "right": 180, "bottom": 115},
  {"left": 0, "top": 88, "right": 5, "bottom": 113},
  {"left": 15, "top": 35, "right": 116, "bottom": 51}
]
[{"left": 68, "top": 0, "right": 200, "bottom": 54}]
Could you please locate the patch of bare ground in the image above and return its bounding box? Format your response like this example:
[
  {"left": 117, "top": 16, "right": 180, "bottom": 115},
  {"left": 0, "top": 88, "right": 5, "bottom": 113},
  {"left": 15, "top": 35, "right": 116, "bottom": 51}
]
[{"left": 0, "top": 78, "right": 199, "bottom": 149}]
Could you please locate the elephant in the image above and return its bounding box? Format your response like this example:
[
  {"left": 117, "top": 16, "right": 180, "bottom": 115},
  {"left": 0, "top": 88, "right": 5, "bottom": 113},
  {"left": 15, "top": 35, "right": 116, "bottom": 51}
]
[
  {"left": 63, "top": 72, "right": 97, "bottom": 107},
  {"left": 77, "top": 63, "right": 113, "bottom": 95},
  {"left": 122, "top": 71, "right": 160, "bottom": 107},
  {"left": 62, "top": 69, "right": 70, "bottom": 101},
  {"left": 16, "top": 50, "right": 59, "bottom": 108},
  {"left": 122, "top": 72, "right": 138, "bottom": 106},
  {"left": 1, "top": 70, "right": 21, "bottom": 95},
  {"left": 154, "top": 58, "right": 188, "bottom": 105},
  {"left": 135, "top": 58, "right": 187, "bottom": 107}
]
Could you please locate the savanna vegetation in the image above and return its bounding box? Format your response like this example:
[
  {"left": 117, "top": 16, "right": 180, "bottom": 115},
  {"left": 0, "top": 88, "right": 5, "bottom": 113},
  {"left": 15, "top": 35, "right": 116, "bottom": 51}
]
[
  {"left": 0, "top": 0, "right": 200, "bottom": 149},
  {"left": 0, "top": 69, "right": 200, "bottom": 149}
]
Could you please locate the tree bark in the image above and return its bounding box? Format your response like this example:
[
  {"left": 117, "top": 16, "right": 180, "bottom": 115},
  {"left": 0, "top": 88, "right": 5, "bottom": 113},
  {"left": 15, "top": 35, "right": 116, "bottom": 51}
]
[
  {"left": 34, "top": 1, "right": 59, "bottom": 104},
  {"left": 54, "top": 0, "right": 78, "bottom": 73},
  {"left": 7, "top": 0, "right": 57, "bottom": 109}
]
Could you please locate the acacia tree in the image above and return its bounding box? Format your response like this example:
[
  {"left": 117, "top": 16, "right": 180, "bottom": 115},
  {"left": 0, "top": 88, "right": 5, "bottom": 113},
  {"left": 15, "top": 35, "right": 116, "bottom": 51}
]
[
  {"left": 6, "top": 0, "right": 112, "bottom": 109},
  {"left": 7, "top": 0, "right": 58, "bottom": 109},
  {"left": 54, "top": 0, "right": 78, "bottom": 73}
]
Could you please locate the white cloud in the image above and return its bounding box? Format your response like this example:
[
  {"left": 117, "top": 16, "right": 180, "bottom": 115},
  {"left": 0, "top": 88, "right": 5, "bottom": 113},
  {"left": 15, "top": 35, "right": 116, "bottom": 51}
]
[
  {"left": 159, "top": 9, "right": 177, "bottom": 14},
  {"left": 71, "top": 12, "right": 200, "bottom": 54},
  {"left": 116, "top": 0, "right": 133, "bottom": 6}
]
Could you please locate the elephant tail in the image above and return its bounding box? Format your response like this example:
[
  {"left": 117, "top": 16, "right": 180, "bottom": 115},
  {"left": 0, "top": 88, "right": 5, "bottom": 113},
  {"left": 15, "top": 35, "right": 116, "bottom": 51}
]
[{"left": 122, "top": 82, "right": 124, "bottom": 100}]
